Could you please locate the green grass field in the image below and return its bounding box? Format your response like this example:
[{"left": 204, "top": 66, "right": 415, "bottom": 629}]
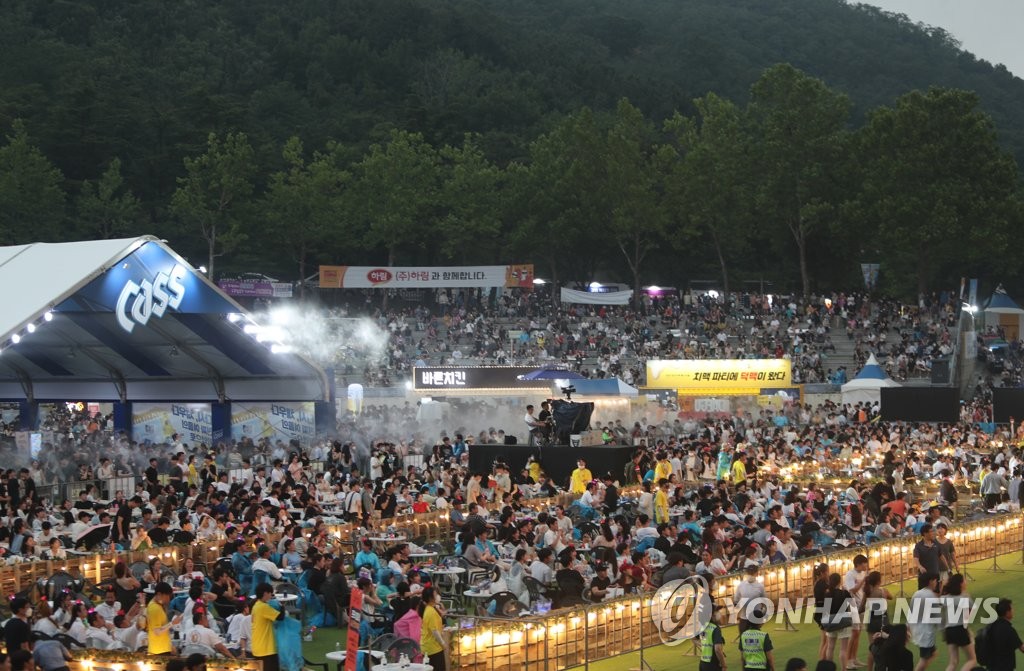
[{"left": 301, "top": 551, "right": 1024, "bottom": 671}]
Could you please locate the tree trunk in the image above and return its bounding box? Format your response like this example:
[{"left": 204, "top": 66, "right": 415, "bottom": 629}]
[
  {"left": 298, "top": 242, "right": 306, "bottom": 299},
  {"left": 710, "top": 227, "right": 730, "bottom": 297},
  {"left": 207, "top": 224, "right": 217, "bottom": 280},
  {"left": 797, "top": 231, "right": 810, "bottom": 297},
  {"left": 382, "top": 245, "right": 394, "bottom": 311}
]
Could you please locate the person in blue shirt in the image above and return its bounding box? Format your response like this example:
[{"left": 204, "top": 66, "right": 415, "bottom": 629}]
[
  {"left": 355, "top": 538, "right": 382, "bottom": 574},
  {"left": 452, "top": 434, "right": 467, "bottom": 460},
  {"left": 281, "top": 539, "right": 302, "bottom": 569},
  {"left": 717, "top": 449, "right": 732, "bottom": 481}
]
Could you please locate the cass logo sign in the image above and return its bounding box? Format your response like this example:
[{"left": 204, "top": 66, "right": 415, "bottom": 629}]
[
  {"left": 366, "top": 269, "right": 392, "bottom": 284},
  {"left": 116, "top": 264, "right": 187, "bottom": 333}
]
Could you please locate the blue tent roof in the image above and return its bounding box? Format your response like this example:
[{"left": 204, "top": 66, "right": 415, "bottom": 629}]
[
  {"left": 984, "top": 285, "right": 1024, "bottom": 314},
  {"left": 853, "top": 354, "right": 888, "bottom": 380},
  {"left": 566, "top": 378, "right": 638, "bottom": 396}
]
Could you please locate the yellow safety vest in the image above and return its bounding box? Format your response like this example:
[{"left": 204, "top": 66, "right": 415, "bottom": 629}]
[
  {"left": 740, "top": 629, "right": 769, "bottom": 669},
  {"left": 700, "top": 621, "right": 719, "bottom": 663}
]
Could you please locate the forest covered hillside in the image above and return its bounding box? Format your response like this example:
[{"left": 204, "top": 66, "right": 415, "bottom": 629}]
[{"left": 2, "top": 0, "right": 1022, "bottom": 293}]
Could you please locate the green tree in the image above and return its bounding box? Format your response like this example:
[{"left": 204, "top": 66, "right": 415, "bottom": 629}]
[
  {"left": 0, "top": 120, "right": 65, "bottom": 245},
  {"left": 170, "top": 132, "right": 255, "bottom": 280},
  {"left": 438, "top": 136, "right": 505, "bottom": 263},
  {"left": 748, "top": 64, "right": 851, "bottom": 296},
  {"left": 350, "top": 129, "right": 440, "bottom": 267},
  {"left": 75, "top": 157, "right": 141, "bottom": 239},
  {"left": 264, "top": 136, "right": 350, "bottom": 295},
  {"left": 851, "top": 87, "right": 1021, "bottom": 296},
  {"left": 602, "top": 99, "right": 670, "bottom": 308},
  {"left": 666, "top": 93, "right": 752, "bottom": 296}
]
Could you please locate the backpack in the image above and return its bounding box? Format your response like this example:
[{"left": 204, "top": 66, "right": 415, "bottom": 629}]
[{"left": 975, "top": 622, "right": 994, "bottom": 667}]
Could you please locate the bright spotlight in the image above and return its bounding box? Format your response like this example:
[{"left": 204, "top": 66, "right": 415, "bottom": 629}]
[
  {"left": 26, "top": 323, "right": 36, "bottom": 333},
  {"left": 707, "top": 290, "right": 720, "bottom": 299},
  {"left": 243, "top": 324, "right": 260, "bottom": 335},
  {"left": 589, "top": 282, "right": 602, "bottom": 291},
  {"left": 44, "top": 311, "right": 53, "bottom": 322},
  {"left": 227, "top": 313, "right": 242, "bottom": 323},
  {"left": 533, "top": 278, "right": 547, "bottom": 285},
  {"left": 198, "top": 265, "right": 208, "bottom": 274},
  {"left": 11, "top": 334, "right": 21, "bottom": 344},
  {"left": 404, "top": 380, "right": 414, "bottom": 390}
]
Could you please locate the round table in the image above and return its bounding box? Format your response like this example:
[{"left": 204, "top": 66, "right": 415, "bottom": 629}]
[
  {"left": 372, "top": 664, "right": 433, "bottom": 671},
  {"left": 326, "top": 650, "right": 385, "bottom": 668},
  {"left": 408, "top": 552, "right": 438, "bottom": 560},
  {"left": 463, "top": 588, "right": 498, "bottom": 599},
  {"left": 421, "top": 566, "right": 465, "bottom": 575},
  {"left": 367, "top": 536, "right": 407, "bottom": 543},
  {"left": 144, "top": 587, "right": 188, "bottom": 595},
  {"left": 248, "top": 593, "right": 299, "bottom": 603}
]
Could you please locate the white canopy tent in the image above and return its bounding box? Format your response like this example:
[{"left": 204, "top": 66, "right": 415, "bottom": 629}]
[
  {"left": 0, "top": 236, "right": 327, "bottom": 402},
  {"left": 841, "top": 354, "right": 900, "bottom": 405}
]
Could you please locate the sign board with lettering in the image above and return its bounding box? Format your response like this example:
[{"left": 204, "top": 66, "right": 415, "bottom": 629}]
[
  {"left": 412, "top": 366, "right": 549, "bottom": 392},
  {"left": 230, "top": 402, "right": 316, "bottom": 445},
  {"left": 57, "top": 240, "right": 237, "bottom": 333},
  {"left": 319, "top": 264, "right": 534, "bottom": 289},
  {"left": 132, "top": 402, "right": 213, "bottom": 445},
  {"left": 645, "top": 359, "right": 792, "bottom": 395}
]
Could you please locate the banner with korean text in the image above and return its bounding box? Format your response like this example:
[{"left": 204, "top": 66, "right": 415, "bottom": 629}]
[
  {"left": 230, "top": 402, "right": 316, "bottom": 444},
  {"left": 319, "top": 264, "right": 534, "bottom": 288},
  {"left": 645, "top": 359, "right": 791, "bottom": 395},
  {"left": 132, "top": 402, "right": 213, "bottom": 445}
]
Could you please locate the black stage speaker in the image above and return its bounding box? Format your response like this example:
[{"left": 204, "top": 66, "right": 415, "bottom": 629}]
[
  {"left": 880, "top": 387, "right": 959, "bottom": 423},
  {"left": 504, "top": 435, "right": 518, "bottom": 445}
]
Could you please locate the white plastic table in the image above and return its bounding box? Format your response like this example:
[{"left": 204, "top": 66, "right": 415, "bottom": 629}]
[{"left": 372, "top": 664, "right": 433, "bottom": 671}]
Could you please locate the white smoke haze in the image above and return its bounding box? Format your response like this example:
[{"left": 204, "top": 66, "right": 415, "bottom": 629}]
[{"left": 254, "top": 305, "right": 391, "bottom": 367}]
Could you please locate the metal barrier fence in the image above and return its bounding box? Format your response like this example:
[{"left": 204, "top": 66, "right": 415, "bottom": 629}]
[{"left": 451, "top": 513, "right": 1024, "bottom": 671}]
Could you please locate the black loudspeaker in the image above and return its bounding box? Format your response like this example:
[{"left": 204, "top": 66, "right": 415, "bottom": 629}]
[
  {"left": 550, "top": 399, "right": 595, "bottom": 443},
  {"left": 504, "top": 435, "right": 518, "bottom": 445}
]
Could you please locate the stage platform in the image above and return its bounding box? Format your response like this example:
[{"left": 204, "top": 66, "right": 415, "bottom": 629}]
[{"left": 468, "top": 443, "right": 634, "bottom": 489}]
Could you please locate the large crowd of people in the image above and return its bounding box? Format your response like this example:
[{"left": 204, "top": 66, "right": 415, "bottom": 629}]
[
  {"left": 2, "top": 395, "right": 1024, "bottom": 671},
  {"left": 4, "top": 286, "right": 1024, "bottom": 671}
]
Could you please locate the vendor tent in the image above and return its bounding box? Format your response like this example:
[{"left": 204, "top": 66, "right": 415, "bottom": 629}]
[
  {"left": 841, "top": 354, "right": 899, "bottom": 405},
  {"left": 562, "top": 378, "right": 639, "bottom": 397},
  {"left": 983, "top": 285, "right": 1024, "bottom": 341}
]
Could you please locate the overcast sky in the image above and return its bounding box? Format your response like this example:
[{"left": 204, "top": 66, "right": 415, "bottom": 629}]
[{"left": 861, "top": 0, "right": 1024, "bottom": 77}]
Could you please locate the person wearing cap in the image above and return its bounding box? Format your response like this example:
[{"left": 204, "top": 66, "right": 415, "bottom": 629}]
[
  {"left": 700, "top": 605, "right": 727, "bottom": 671},
  {"left": 735, "top": 566, "right": 767, "bottom": 634},
  {"left": 147, "top": 582, "right": 183, "bottom": 655},
  {"left": 588, "top": 563, "right": 613, "bottom": 601},
  {"left": 738, "top": 606, "right": 774, "bottom": 671},
  {"left": 252, "top": 545, "right": 283, "bottom": 581}
]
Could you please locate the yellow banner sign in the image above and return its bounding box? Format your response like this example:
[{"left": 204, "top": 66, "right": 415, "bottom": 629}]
[{"left": 646, "top": 359, "right": 791, "bottom": 390}]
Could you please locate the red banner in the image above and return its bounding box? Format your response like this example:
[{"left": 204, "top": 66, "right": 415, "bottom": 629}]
[{"left": 344, "top": 588, "right": 364, "bottom": 671}]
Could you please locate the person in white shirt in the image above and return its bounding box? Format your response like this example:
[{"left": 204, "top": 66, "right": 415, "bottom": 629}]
[
  {"left": 634, "top": 516, "right": 659, "bottom": 542},
  {"left": 225, "top": 607, "right": 252, "bottom": 656},
  {"left": 530, "top": 548, "right": 555, "bottom": 584},
  {"left": 186, "top": 608, "right": 235, "bottom": 658},
  {"left": 909, "top": 573, "right": 941, "bottom": 671},
  {"left": 84, "top": 612, "right": 120, "bottom": 649},
  {"left": 95, "top": 588, "right": 122, "bottom": 622},
  {"left": 734, "top": 566, "right": 767, "bottom": 632},
  {"left": 843, "top": 554, "right": 870, "bottom": 667},
  {"left": 252, "top": 545, "right": 283, "bottom": 581}
]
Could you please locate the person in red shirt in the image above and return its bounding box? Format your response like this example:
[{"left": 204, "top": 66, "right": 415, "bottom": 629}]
[
  {"left": 883, "top": 491, "right": 909, "bottom": 520},
  {"left": 411, "top": 492, "right": 430, "bottom": 514}
]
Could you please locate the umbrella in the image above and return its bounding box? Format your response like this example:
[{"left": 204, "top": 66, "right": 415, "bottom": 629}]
[
  {"left": 517, "top": 368, "right": 586, "bottom": 381},
  {"left": 75, "top": 523, "right": 112, "bottom": 550}
]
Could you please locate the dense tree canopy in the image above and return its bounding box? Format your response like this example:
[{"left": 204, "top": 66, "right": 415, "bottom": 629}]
[{"left": 2, "top": 0, "right": 1024, "bottom": 297}]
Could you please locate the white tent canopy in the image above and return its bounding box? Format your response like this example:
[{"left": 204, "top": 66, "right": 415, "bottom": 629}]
[
  {"left": 0, "top": 236, "right": 327, "bottom": 402},
  {"left": 840, "top": 354, "right": 900, "bottom": 405}
]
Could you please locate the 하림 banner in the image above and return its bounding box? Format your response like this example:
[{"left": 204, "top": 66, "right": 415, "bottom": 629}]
[{"left": 319, "top": 264, "right": 534, "bottom": 288}]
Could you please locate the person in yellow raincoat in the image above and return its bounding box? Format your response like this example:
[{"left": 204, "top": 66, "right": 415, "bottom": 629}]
[{"left": 570, "top": 459, "right": 592, "bottom": 495}]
